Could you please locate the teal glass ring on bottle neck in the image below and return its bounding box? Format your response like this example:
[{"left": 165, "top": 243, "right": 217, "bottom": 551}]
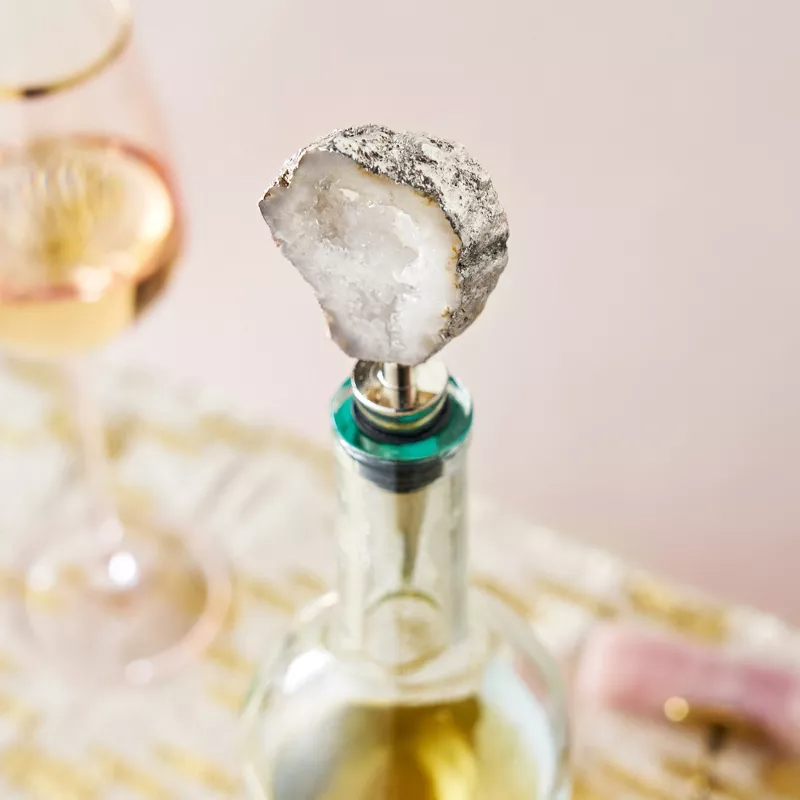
[{"left": 331, "top": 368, "right": 473, "bottom": 467}]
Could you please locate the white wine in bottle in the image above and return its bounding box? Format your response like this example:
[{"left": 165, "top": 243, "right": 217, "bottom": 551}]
[
  {"left": 262, "top": 693, "right": 548, "bottom": 800},
  {"left": 0, "top": 134, "right": 181, "bottom": 356}
]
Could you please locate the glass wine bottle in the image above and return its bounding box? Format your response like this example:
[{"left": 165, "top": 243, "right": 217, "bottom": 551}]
[{"left": 242, "top": 360, "right": 570, "bottom": 800}]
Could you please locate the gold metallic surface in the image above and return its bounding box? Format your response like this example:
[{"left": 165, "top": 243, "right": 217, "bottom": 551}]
[
  {"left": 597, "top": 759, "right": 674, "bottom": 800},
  {"left": 664, "top": 696, "right": 691, "bottom": 723},
  {"left": 626, "top": 576, "right": 730, "bottom": 642},
  {"left": 664, "top": 755, "right": 755, "bottom": 800},
  {"left": 472, "top": 574, "right": 539, "bottom": 620},
  {"left": 92, "top": 749, "right": 172, "bottom": 800},
  {"left": 534, "top": 575, "right": 618, "bottom": 618},
  {"left": 0, "top": 744, "right": 100, "bottom": 799},
  {"left": 152, "top": 744, "right": 239, "bottom": 795},
  {"left": 762, "top": 760, "right": 800, "bottom": 798}
]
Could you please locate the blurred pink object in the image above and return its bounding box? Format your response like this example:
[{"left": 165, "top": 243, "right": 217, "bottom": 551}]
[{"left": 576, "top": 623, "right": 800, "bottom": 753}]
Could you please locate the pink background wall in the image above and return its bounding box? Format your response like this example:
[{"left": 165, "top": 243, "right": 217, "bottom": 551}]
[{"left": 117, "top": 0, "right": 800, "bottom": 621}]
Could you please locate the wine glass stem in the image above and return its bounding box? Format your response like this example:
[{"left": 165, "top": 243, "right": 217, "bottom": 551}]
[{"left": 61, "top": 358, "right": 125, "bottom": 548}]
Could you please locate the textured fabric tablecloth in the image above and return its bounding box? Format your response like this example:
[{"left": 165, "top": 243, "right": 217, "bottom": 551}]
[{"left": 0, "top": 360, "right": 797, "bottom": 799}]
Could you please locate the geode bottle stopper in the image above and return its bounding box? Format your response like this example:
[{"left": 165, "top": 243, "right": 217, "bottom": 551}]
[
  {"left": 259, "top": 124, "right": 508, "bottom": 370},
  {"left": 246, "top": 130, "right": 570, "bottom": 800}
]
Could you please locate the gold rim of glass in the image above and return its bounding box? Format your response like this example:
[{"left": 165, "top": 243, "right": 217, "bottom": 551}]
[{"left": 0, "top": 0, "right": 133, "bottom": 101}]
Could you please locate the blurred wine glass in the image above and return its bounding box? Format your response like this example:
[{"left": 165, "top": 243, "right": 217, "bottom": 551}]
[{"left": 0, "top": 0, "right": 231, "bottom": 685}]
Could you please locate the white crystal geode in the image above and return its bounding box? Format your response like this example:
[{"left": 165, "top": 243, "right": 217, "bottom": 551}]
[{"left": 260, "top": 125, "right": 509, "bottom": 366}]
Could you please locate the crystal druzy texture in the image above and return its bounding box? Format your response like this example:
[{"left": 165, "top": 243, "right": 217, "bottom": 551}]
[{"left": 260, "top": 125, "right": 509, "bottom": 366}]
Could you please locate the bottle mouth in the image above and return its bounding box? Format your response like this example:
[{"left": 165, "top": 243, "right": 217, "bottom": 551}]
[{"left": 351, "top": 360, "right": 449, "bottom": 436}]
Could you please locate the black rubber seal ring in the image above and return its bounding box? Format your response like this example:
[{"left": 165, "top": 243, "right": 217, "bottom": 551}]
[
  {"left": 352, "top": 397, "right": 452, "bottom": 445},
  {"left": 350, "top": 399, "right": 452, "bottom": 493},
  {"left": 358, "top": 458, "right": 443, "bottom": 494}
]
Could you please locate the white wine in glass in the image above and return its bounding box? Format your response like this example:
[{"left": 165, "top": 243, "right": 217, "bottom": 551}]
[
  {"left": 0, "top": 134, "right": 180, "bottom": 353},
  {"left": 0, "top": 0, "right": 231, "bottom": 684}
]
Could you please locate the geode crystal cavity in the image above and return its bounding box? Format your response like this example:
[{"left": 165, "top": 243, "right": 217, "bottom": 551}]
[{"left": 259, "top": 125, "right": 509, "bottom": 366}]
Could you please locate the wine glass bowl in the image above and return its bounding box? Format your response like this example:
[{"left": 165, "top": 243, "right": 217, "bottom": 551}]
[
  {"left": 0, "top": 0, "right": 230, "bottom": 684},
  {"left": 0, "top": 0, "right": 182, "bottom": 357},
  {"left": 0, "top": 134, "right": 181, "bottom": 355}
]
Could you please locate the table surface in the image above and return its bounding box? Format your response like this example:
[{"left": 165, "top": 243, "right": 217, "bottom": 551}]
[{"left": 0, "top": 361, "right": 798, "bottom": 798}]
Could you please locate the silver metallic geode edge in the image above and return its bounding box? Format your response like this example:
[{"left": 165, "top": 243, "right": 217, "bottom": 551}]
[{"left": 260, "top": 124, "right": 509, "bottom": 362}]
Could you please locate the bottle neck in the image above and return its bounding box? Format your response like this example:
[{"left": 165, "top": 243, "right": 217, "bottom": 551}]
[{"left": 333, "top": 444, "right": 470, "bottom": 669}]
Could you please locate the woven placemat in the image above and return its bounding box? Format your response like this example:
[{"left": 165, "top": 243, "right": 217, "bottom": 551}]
[{"left": 0, "top": 359, "right": 797, "bottom": 799}]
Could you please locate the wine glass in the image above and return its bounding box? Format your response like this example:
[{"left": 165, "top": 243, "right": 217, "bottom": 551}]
[{"left": 0, "top": 0, "right": 231, "bottom": 685}]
